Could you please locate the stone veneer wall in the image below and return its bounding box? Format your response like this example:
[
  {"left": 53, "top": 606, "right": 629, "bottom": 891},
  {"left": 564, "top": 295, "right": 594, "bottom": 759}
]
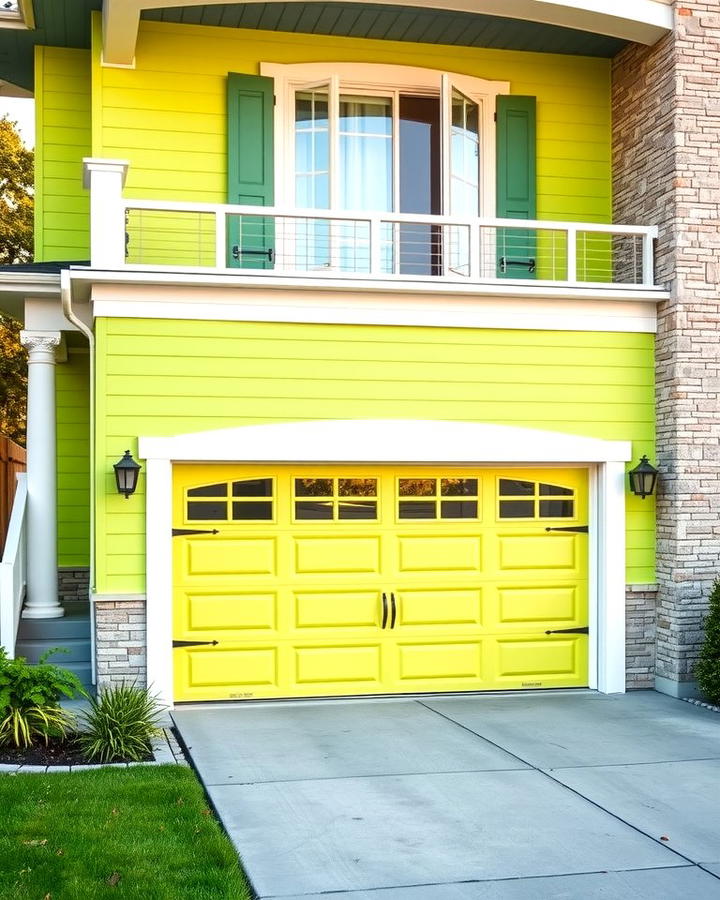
[
  {"left": 613, "top": 3, "right": 720, "bottom": 695},
  {"left": 94, "top": 597, "right": 147, "bottom": 688},
  {"left": 58, "top": 567, "right": 90, "bottom": 604},
  {"left": 625, "top": 586, "right": 658, "bottom": 689}
]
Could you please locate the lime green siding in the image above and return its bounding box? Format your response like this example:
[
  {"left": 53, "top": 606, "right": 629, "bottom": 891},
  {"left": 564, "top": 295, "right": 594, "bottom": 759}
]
[
  {"left": 57, "top": 349, "right": 90, "bottom": 567},
  {"left": 34, "top": 46, "right": 91, "bottom": 263},
  {"left": 90, "top": 17, "right": 610, "bottom": 222},
  {"left": 95, "top": 318, "right": 655, "bottom": 594}
]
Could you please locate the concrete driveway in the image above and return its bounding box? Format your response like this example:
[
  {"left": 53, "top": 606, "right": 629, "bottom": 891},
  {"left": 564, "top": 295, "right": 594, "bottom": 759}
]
[{"left": 172, "top": 691, "right": 720, "bottom": 899}]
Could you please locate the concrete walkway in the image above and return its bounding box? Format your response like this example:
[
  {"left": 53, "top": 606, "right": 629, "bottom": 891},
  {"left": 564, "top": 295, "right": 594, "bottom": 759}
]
[{"left": 172, "top": 691, "right": 720, "bottom": 899}]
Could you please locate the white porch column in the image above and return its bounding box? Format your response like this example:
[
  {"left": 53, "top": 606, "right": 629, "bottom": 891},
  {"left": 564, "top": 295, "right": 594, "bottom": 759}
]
[
  {"left": 82, "top": 158, "right": 129, "bottom": 269},
  {"left": 20, "top": 331, "right": 63, "bottom": 619}
]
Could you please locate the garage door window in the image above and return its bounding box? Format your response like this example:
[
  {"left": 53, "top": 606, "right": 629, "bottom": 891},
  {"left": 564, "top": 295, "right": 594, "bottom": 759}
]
[
  {"left": 498, "top": 478, "right": 574, "bottom": 519},
  {"left": 294, "top": 477, "right": 378, "bottom": 520},
  {"left": 398, "top": 477, "right": 479, "bottom": 520},
  {"left": 186, "top": 478, "right": 274, "bottom": 521}
]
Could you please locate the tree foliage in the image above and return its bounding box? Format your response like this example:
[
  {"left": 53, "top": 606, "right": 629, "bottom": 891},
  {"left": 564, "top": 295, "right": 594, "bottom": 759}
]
[
  {"left": 0, "top": 118, "right": 32, "bottom": 444},
  {"left": 695, "top": 577, "right": 720, "bottom": 705},
  {"left": 0, "top": 116, "right": 33, "bottom": 265},
  {"left": 0, "top": 315, "right": 26, "bottom": 445}
]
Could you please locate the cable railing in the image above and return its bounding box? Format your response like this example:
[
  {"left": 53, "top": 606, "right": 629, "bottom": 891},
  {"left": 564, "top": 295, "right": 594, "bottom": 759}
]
[
  {"left": 82, "top": 162, "right": 659, "bottom": 289},
  {"left": 118, "top": 201, "right": 658, "bottom": 288}
]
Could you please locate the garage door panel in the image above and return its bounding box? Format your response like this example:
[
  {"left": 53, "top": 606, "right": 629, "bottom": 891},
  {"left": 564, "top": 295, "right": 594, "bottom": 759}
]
[
  {"left": 294, "top": 536, "right": 381, "bottom": 574},
  {"left": 186, "top": 537, "right": 277, "bottom": 577},
  {"left": 294, "top": 644, "right": 383, "bottom": 686},
  {"left": 396, "top": 588, "right": 483, "bottom": 629},
  {"left": 397, "top": 535, "right": 482, "bottom": 573},
  {"left": 497, "top": 585, "right": 580, "bottom": 626},
  {"left": 497, "top": 534, "right": 577, "bottom": 571},
  {"left": 395, "top": 641, "right": 483, "bottom": 683},
  {"left": 177, "top": 589, "right": 279, "bottom": 635},
  {"left": 181, "top": 645, "right": 279, "bottom": 692},
  {"left": 294, "top": 589, "right": 381, "bottom": 631},
  {"left": 496, "top": 637, "right": 587, "bottom": 686}
]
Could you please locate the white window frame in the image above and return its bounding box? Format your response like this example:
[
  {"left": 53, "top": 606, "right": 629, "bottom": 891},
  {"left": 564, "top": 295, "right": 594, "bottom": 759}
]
[{"left": 261, "top": 62, "right": 509, "bottom": 218}]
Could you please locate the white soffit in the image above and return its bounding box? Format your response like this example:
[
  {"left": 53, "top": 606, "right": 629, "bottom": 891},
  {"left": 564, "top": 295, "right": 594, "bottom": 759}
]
[{"left": 103, "top": 0, "right": 673, "bottom": 66}]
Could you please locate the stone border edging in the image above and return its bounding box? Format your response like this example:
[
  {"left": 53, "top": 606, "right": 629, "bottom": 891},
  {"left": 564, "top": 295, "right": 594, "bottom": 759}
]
[
  {"left": 0, "top": 728, "right": 189, "bottom": 774},
  {"left": 682, "top": 697, "right": 720, "bottom": 714}
]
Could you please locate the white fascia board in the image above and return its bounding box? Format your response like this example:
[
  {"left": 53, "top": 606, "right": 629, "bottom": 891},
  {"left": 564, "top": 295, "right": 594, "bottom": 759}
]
[
  {"left": 140, "top": 419, "right": 633, "bottom": 466},
  {"left": 103, "top": 0, "right": 672, "bottom": 65},
  {"left": 70, "top": 268, "right": 669, "bottom": 304}
]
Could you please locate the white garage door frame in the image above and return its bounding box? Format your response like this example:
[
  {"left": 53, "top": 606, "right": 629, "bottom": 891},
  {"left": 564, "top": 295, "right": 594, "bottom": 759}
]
[{"left": 139, "top": 420, "right": 632, "bottom": 708}]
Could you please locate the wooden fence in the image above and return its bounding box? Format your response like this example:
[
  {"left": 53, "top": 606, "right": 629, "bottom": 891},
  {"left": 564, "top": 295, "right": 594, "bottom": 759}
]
[{"left": 0, "top": 436, "right": 26, "bottom": 555}]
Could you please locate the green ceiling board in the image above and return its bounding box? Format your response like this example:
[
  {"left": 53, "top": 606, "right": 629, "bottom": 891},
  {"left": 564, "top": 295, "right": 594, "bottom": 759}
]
[
  {"left": 0, "top": 0, "right": 627, "bottom": 91},
  {"left": 0, "top": 0, "right": 100, "bottom": 90},
  {"left": 144, "top": 3, "right": 627, "bottom": 56}
]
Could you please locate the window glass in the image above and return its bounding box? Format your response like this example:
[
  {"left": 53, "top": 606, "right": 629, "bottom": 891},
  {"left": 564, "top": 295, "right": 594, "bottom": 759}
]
[
  {"left": 499, "top": 500, "right": 535, "bottom": 519},
  {"left": 187, "top": 501, "right": 227, "bottom": 521},
  {"left": 399, "top": 500, "right": 437, "bottom": 519},
  {"left": 441, "top": 500, "right": 477, "bottom": 519},
  {"left": 539, "top": 483, "right": 573, "bottom": 496},
  {"left": 186, "top": 477, "right": 274, "bottom": 521},
  {"left": 498, "top": 478, "right": 576, "bottom": 520},
  {"left": 233, "top": 478, "right": 273, "bottom": 497},
  {"left": 441, "top": 478, "right": 477, "bottom": 496},
  {"left": 339, "top": 501, "right": 377, "bottom": 519},
  {"left": 296, "top": 500, "right": 334, "bottom": 520},
  {"left": 187, "top": 483, "right": 227, "bottom": 497},
  {"left": 399, "top": 479, "right": 435, "bottom": 496},
  {"left": 499, "top": 479, "right": 534, "bottom": 496},
  {"left": 232, "top": 501, "right": 273, "bottom": 520},
  {"left": 539, "top": 499, "right": 574, "bottom": 518},
  {"left": 295, "top": 478, "right": 333, "bottom": 496},
  {"left": 338, "top": 478, "right": 377, "bottom": 496}
]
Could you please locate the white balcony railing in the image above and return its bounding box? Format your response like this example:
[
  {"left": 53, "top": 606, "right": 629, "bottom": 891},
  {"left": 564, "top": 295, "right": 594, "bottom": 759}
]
[
  {"left": 84, "top": 160, "right": 660, "bottom": 290},
  {"left": 0, "top": 473, "right": 27, "bottom": 658}
]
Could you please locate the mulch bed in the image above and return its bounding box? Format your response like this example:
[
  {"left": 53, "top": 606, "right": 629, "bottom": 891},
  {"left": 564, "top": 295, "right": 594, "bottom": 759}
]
[{"left": 0, "top": 736, "right": 153, "bottom": 766}]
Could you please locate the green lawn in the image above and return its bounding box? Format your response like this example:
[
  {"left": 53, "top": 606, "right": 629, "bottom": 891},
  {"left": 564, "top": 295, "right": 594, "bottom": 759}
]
[{"left": 0, "top": 765, "right": 252, "bottom": 899}]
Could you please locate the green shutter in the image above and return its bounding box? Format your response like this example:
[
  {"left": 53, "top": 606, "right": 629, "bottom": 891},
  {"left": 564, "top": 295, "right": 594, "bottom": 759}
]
[
  {"left": 227, "top": 73, "right": 274, "bottom": 270},
  {"left": 496, "top": 95, "right": 536, "bottom": 280}
]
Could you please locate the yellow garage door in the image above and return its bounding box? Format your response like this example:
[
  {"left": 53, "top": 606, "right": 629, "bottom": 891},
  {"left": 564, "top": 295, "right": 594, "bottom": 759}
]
[{"left": 172, "top": 466, "right": 588, "bottom": 702}]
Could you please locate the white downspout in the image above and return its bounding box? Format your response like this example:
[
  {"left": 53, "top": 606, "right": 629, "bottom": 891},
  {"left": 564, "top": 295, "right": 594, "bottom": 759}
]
[{"left": 60, "top": 269, "right": 97, "bottom": 683}]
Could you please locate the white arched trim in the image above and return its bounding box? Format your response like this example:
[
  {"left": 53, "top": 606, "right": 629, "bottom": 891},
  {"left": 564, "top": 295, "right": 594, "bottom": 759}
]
[
  {"left": 139, "top": 419, "right": 630, "bottom": 465},
  {"left": 138, "top": 420, "right": 631, "bottom": 707}
]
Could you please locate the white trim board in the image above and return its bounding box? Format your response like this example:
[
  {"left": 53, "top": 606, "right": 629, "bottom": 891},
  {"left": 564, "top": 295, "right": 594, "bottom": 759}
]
[
  {"left": 139, "top": 419, "right": 631, "bottom": 707},
  {"left": 89, "top": 284, "right": 658, "bottom": 334}
]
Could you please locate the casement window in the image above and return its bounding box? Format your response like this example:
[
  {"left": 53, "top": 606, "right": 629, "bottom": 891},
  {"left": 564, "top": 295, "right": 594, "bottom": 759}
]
[{"left": 227, "top": 64, "right": 535, "bottom": 276}]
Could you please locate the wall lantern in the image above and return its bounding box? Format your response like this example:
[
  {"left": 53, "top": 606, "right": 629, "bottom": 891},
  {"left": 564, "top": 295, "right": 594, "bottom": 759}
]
[
  {"left": 628, "top": 455, "right": 659, "bottom": 499},
  {"left": 113, "top": 450, "right": 141, "bottom": 499}
]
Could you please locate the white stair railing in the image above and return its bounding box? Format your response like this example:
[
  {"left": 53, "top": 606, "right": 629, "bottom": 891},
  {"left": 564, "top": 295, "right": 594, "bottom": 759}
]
[{"left": 0, "top": 473, "right": 28, "bottom": 658}]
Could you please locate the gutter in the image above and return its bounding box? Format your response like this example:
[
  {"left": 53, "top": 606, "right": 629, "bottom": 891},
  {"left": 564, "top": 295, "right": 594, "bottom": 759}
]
[{"left": 60, "top": 269, "right": 97, "bottom": 685}]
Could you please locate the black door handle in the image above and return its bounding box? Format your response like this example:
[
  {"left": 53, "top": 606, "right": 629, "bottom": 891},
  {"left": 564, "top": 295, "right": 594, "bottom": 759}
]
[
  {"left": 390, "top": 592, "right": 397, "bottom": 629},
  {"left": 381, "top": 592, "right": 388, "bottom": 629}
]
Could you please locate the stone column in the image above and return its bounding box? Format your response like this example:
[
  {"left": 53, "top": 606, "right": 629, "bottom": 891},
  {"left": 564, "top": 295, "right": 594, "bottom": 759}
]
[
  {"left": 612, "top": 3, "right": 720, "bottom": 697},
  {"left": 20, "top": 331, "right": 64, "bottom": 619}
]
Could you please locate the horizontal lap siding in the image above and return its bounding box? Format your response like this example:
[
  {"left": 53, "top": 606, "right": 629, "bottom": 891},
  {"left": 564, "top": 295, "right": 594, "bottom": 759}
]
[
  {"left": 95, "top": 19, "right": 611, "bottom": 223},
  {"left": 95, "top": 319, "right": 654, "bottom": 593},
  {"left": 57, "top": 350, "right": 90, "bottom": 566},
  {"left": 35, "top": 47, "right": 91, "bottom": 261}
]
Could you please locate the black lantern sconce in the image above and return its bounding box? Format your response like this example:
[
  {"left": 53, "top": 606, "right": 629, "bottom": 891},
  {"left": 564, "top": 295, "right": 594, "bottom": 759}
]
[
  {"left": 628, "top": 455, "right": 659, "bottom": 500},
  {"left": 114, "top": 450, "right": 142, "bottom": 499}
]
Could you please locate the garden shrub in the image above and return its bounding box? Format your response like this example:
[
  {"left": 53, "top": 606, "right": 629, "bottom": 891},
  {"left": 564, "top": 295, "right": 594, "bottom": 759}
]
[
  {"left": 0, "top": 648, "right": 85, "bottom": 747},
  {"left": 695, "top": 577, "right": 720, "bottom": 706}
]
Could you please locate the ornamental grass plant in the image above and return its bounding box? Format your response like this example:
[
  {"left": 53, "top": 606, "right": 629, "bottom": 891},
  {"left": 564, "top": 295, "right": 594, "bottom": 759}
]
[
  {"left": 78, "top": 682, "right": 165, "bottom": 762},
  {"left": 0, "top": 647, "right": 85, "bottom": 748},
  {"left": 695, "top": 577, "right": 720, "bottom": 706}
]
